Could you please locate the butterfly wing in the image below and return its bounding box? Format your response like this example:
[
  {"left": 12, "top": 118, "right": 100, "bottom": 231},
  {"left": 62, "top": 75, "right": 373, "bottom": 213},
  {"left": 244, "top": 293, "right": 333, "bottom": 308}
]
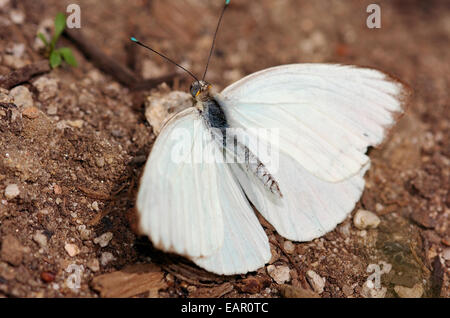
[
  {"left": 217, "top": 64, "right": 409, "bottom": 183},
  {"left": 192, "top": 160, "right": 271, "bottom": 275},
  {"left": 218, "top": 64, "right": 409, "bottom": 241},
  {"left": 137, "top": 108, "right": 225, "bottom": 258},
  {"left": 230, "top": 149, "right": 370, "bottom": 241},
  {"left": 137, "top": 107, "right": 271, "bottom": 274}
]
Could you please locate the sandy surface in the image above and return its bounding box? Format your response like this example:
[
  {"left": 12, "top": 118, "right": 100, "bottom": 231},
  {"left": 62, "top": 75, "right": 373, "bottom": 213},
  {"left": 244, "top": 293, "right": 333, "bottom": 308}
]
[{"left": 0, "top": 0, "right": 448, "bottom": 298}]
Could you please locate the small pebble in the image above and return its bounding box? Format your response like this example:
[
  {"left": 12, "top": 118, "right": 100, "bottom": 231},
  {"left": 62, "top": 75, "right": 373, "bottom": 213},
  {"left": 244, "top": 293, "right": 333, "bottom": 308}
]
[
  {"left": 9, "top": 86, "right": 33, "bottom": 108},
  {"left": 306, "top": 270, "right": 326, "bottom": 294},
  {"left": 283, "top": 241, "right": 295, "bottom": 254},
  {"left": 361, "top": 281, "right": 386, "bottom": 298},
  {"left": 93, "top": 232, "right": 113, "bottom": 248},
  {"left": 87, "top": 259, "right": 100, "bottom": 272},
  {"left": 32, "top": 232, "right": 48, "bottom": 248},
  {"left": 100, "top": 252, "right": 115, "bottom": 266},
  {"left": 40, "top": 271, "right": 55, "bottom": 283},
  {"left": 10, "top": 9, "right": 25, "bottom": 24},
  {"left": 266, "top": 265, "right": 291, "bottom": 284},
  {"left": 22, "top": 106, "right": 39, "bottom": 119},
  {"left": 342, "top": 284, "right": 354, "bottom": 297},
  {"left": 67, "top": 120, "right": 84, "bottom": 128},
  {"left": 442, "top": 248, "right": 450, "bottom": 261},
  {"left": 0, "top": 234, "right": 24, "bottom": 266},
  {"left": 91, "top": 201, "right": 99, "bottom": 211},
  {"left": 64, "top": 243, "right": 80, "bottom": 257},
  {"left": 353, "top": 209, "right": 380, "bottom": 230},
  {"left": 33, "top": 76, "right": 59, "bottom": 101},
  {"left": 394, "top": 283, "right": 424, "bottom": 298},
  {"left": 53, "top": 184, "right": 62, "bottom": 195},
  {"left": 46, "top": 104, "right": 58, "bottom": 115},
  {"left": 4, "top": 184, "right": 20, "bottom": 200},
  {"left": 95, "top": 157, "right": 105, "bottom": 168}
]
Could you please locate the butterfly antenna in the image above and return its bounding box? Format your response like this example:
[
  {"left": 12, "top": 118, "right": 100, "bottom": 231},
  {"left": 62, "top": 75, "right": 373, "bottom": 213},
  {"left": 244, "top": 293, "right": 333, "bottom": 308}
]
[
  {"left": 202, "top": 0, "right": 230, "bottom": 81},
  {"left": 130, "top": 37, "right": 199, "bottom": 82}
]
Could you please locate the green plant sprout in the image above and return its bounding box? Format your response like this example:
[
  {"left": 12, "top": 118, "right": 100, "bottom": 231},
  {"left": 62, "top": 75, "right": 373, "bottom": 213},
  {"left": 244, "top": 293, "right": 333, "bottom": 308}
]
[{"left": 38, "top": 12, "right": 77, "bottom": 69}]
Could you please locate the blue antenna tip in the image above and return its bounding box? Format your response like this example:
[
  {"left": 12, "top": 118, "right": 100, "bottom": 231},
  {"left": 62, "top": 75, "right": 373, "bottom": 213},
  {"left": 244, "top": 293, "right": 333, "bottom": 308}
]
[
  {"left": 131, "top": 37, "right": 138, "bottom": 42},
  {"left": 225, "top": 0, "right": 230, "bottom": 4}
]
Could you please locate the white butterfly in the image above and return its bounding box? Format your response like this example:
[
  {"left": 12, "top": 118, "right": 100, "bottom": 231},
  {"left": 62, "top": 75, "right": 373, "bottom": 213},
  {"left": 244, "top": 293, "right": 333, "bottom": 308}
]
[
  {"left": 133, "top": 2, "right": 409, "bottom": 275},
  {"left": 136, "top": 63, "right": 409, "bottom": 275}
]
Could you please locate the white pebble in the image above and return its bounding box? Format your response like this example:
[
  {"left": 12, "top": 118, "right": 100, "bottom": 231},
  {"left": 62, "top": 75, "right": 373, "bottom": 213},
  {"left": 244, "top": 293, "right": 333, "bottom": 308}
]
[
  {"left": 361, "top": 281, "right": 387, "bottom": 298},
  {"left": 4, "top": 184, "right": 20, "bottom": 200},
  {"left": 306, "top": 270, "right": 326, "bottom": 294},
  {"left": 94, "top": 232, "right": 113, "bottom": 248},
  {"left": 442, "top": 248, "right": 450, "bottom": 261},
  {"left": 32, "top": 232, "right": 48, "bottom": 248},
  {"left": 9, "top": 86, "right": 33, "bottom": 108},
  {"left": 87, "top": 259, "right": 100, "bottom": 272},
  {"left": 394, "top": 283, "right": 424, "bottom": 298},
  {"left": 266, "top": 265, "right": 291, "bottom": 284},
  {"left": 353, "top": 209, "right": 381, "bottom": 230},
  {"left": 283, "top": 241, "right": 295, "bottom": 254},
  {"left": 64, "top": 243, "right": 80, "bottom": 257},
  {"left": 100, "top": 252, "right": 115, "bottom": 266}
]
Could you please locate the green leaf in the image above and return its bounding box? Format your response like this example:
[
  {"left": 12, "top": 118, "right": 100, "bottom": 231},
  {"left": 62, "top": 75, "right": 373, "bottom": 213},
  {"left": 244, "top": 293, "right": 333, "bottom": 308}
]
[
  {"left": 50, "top": 51, "right": 62, "bottom": 68},
  {"left": 58, "top": 47, "right": 77, "bottom": 67},
  {"left": 51, "top": 13, "right": 66, "bottom": 48},
  {"left": 38, "top": 32, "right": 49, "bottom": 47}
]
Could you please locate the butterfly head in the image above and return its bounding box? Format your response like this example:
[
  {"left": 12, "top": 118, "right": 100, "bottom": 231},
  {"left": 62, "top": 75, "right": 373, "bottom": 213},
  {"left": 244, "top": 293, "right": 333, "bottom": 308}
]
[{"left": 190, "top": 80, "right": 212, "bottom": 101}]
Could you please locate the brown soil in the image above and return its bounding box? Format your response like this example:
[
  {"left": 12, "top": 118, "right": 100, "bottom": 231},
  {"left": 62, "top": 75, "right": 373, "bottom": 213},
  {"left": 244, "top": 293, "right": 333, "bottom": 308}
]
[{"left": 0, "top": 0, "right": 448, "bottom": 298}]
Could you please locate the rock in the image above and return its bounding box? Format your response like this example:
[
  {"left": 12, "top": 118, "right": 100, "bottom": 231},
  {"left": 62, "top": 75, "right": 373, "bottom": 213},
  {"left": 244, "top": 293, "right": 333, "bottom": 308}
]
[
  {"left": 32, "top": 77, "right": 59, "bottom": 101},
  {"left": 100, "top": 252, "right": 116, "bottom": 266},
  {"left": 46, "top": 104, "right": 58, "bottom": 115},
  {"left": 4, "top": 184, "right": 20, "bottom": 200},
  {"left": 411, "top": 209, "right": 436, "bottom": 229},
  {"left": 1, "top": 235, "right": 24, "bottom": 266},
  {"left": 9, "top": 9, "right": 25, "bottom": 24},
  {"left": 94, "top": 232, "right": 113, "bottom": 248},
  {"left": 394, "top": 283, "right": 424, "bottom": 298},
  {"left": 22, "top": 106, "right": 40, "bottom": 119},
  {"left": 267, "top": 265, "right": 291, "bottom": 284},
  {"left": 342, "top": 284, "right": 354, "bottom": 297},
  {"left": 40, "top": 271, "right": 55, "bottom": 283},
  {"left": 361, "top": 281, "right": 387, "bottom": 298},
  {"left": 95, "top": 157, "right": 105, "bottom": 168},
  {"left": 78, "top": 225, "right": 91, "bottom": 241},
  {"left": 353, "top": 209, "right": 381, "bottom": 230},
  {"left": 67, "top": 119, "right": 84, "bottom": 129},
  {"left": 87, "top": 259, "right": 100, "bottom": 272},
  {"left": 64, "top": 243, "right": 80, "bottom": 257},
  {"left": 91, "top": 201, "right": 99, "bottom": 211},
  {"left": 283, "top": 241, "right": 295, "bottom": 254},
  {"left": 7, "top": 43, "right": 25, "bottom": 58},
  {"left": 339, "top": 221, "right": 351, "bottom": 237},
  {"left": 306, "top": 270, "right": 326, "bottom": 294},
  {"left": 32, "top": 232, "right": 48, "bottom": 248},
  {"left": 145, "top": 90, "right": 191, "bottom": 134},
  {"left": 443, "top": 248, "right": 450, "bottom": 261},
  {"left": 9, "top": 86, "right": 33, "bottom": 109}
]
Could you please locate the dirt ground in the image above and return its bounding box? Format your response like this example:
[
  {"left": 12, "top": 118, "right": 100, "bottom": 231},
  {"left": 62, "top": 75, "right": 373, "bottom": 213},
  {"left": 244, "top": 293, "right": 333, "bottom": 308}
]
[{"left": 0, "top": 0, "right": 448, "bottom": 298}]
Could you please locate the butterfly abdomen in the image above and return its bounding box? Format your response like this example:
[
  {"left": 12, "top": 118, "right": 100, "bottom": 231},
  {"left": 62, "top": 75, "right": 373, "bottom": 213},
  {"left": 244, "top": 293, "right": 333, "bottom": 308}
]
[{"left": 238, "top": 142, "right": 283, "bottom": 198}]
